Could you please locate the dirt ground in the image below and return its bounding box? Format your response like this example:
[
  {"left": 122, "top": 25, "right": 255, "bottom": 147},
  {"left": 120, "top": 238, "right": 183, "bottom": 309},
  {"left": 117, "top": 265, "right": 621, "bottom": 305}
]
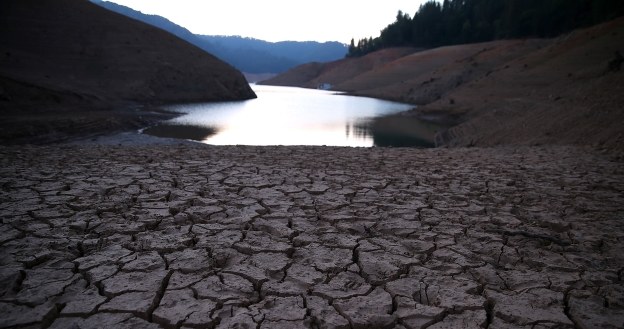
[{"left": 1, "top": 142, "right": 623, "bottom": 328}]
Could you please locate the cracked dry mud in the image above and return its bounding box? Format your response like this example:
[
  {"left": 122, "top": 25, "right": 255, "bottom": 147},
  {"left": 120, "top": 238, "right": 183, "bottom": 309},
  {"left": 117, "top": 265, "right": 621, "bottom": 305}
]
[{"left": 1, "top": 144, "right": 623, "bottom": 329}]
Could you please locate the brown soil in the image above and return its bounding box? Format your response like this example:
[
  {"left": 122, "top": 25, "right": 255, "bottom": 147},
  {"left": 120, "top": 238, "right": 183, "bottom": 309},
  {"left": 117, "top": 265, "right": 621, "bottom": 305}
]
[
  {"left": 259, "top": 48, "right": 419, "bottom": 89},
  {"left": 429, "top": 18, "right": 624, "bottom": 151},
  {"left": 262, "top": 18, "right": 624, "bottom": 152},
  {"left": 339, "top": 39, "right": 548, "bottom": 104}
]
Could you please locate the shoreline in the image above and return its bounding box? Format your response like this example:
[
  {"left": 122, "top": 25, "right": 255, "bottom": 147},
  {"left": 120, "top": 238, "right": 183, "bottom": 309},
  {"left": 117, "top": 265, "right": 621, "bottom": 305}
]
[{"left": 0, "top": 106, "right": 181, "bottom": 146}]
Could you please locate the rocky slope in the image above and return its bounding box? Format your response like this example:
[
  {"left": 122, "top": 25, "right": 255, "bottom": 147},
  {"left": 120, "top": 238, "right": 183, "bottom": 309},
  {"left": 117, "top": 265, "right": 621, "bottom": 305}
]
[
  {"left": 0, "top": 0, "right": 255, "bottom": 143},
  {"left": 261, "top": 18, "right": 624, "bottom": 151}
]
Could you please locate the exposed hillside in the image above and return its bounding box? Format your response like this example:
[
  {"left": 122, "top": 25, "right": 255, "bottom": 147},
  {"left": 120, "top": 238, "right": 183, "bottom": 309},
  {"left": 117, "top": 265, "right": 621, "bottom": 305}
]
[
  {"left": 262, "top": 18, "right": 624, "bottom": 151},
  {"left": 428, "top": 17, "right": 624, "bottom": 150},
  {"left": 0, "top": 0, "right": 255, "bottom": 144},
  {"left": 339, "top": 39, "right": 548, "bottom": 104},
  {"left": 259, "top": 48, "right": 419, "bottom": 88},
  {"left": 92, "top": 1, "right": 347, "bottom": 74}
]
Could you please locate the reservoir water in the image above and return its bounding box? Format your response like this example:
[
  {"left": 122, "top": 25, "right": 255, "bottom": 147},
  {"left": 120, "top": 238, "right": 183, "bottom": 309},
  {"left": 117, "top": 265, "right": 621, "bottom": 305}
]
[{"left": 143, "top": 85, "right": 443, "bottom": 147}]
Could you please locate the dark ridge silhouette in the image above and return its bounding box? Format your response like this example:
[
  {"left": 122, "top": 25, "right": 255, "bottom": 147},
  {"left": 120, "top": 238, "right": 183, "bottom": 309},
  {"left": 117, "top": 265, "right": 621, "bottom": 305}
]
[
  {"left": 0, "top": 0, "right": 256, "bottom": 144},
  {"left": 0, "top": 0, "right": 255, "bottom": 104}
]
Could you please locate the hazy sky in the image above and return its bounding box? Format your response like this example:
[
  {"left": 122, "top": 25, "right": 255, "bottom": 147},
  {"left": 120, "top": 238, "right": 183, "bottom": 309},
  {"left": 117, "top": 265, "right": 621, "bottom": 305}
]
[{"left": 106, "top": 0, "right": 431, "bottom": 43}]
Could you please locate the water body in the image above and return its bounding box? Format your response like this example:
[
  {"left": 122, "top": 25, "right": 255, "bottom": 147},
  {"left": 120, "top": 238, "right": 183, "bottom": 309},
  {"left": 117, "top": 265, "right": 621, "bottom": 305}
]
[{"left": 144, "top": 85, "right": 443, "bottom": 147}]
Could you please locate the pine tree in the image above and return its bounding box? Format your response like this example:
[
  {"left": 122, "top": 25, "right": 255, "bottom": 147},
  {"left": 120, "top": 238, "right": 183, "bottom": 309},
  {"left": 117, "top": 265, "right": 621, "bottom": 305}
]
[{"left": 346, "top": 0, "right": 624, "bottom": 58}]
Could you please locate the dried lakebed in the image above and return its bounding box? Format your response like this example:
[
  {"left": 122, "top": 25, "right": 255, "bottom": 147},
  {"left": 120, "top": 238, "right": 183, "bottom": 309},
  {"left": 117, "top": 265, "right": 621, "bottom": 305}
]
[{"left": 0, "top": 145, "right": 623, "bottom": 328}]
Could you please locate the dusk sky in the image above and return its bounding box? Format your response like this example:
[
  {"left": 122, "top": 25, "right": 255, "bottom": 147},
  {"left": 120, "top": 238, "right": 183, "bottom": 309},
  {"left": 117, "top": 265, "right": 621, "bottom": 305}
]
[{"left": 105, "top": 0, "right": 431, "bottom": 43}]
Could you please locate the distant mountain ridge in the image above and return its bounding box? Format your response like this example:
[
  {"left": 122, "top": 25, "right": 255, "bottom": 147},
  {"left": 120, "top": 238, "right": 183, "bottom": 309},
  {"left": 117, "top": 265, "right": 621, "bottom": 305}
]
[
  {"left": 92, "top": 1, "right": 347, "bottom": 74},
  {"left": 197, "top": 35, "right": 348, "bottom": 75}
]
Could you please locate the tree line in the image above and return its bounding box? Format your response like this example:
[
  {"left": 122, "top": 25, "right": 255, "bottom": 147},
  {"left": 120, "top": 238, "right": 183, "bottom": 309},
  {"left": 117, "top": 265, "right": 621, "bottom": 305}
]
[{"left": 347, "top": 0, "right": 624, "bottom": 57}]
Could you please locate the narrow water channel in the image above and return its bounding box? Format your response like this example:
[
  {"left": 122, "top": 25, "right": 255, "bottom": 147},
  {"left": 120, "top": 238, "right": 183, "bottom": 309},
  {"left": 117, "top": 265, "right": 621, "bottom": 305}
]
[{"left": 143, "top": 85, "right": 443, "bottom": 147}]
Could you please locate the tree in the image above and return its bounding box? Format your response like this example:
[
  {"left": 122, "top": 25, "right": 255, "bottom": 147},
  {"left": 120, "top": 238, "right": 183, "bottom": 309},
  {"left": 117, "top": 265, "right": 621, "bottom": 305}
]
[
  {"left": 346, "top": 0, "right": 624, "bottom": 58},
  {"left": 347, "top": 38, "right": 356, "bottom": 57}
]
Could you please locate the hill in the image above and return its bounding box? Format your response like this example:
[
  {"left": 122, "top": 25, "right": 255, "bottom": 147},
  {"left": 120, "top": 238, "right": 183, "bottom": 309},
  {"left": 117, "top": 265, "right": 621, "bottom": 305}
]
[
  {"left": 261, "top": 18, "right": 624, "bottom": 151},
  {"left": 197, "top": 36, "right": 347, "bottom": 75},
  {"left": 259, "top": 47, "right": 420, "bottom": 88},
  {"left": 0, "top": 0, "right": 255, "bottom": 144},
  {"left": 92, "top": 1, "right": 347, "bottom": 74},
  {"left": 427, "top": 18, "right": 624, "bottom": 150}
]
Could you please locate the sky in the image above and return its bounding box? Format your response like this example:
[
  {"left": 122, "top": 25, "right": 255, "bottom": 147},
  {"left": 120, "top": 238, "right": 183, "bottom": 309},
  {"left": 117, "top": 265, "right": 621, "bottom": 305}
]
[{"left": 106, "top": 0, "right": 431, "bottom": 43}]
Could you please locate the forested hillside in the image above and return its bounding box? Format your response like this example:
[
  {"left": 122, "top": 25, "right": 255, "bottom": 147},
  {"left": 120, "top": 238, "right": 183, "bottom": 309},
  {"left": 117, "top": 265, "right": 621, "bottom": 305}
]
[{"left": 348, "top": 0, "right": 624, "bottom": 57}]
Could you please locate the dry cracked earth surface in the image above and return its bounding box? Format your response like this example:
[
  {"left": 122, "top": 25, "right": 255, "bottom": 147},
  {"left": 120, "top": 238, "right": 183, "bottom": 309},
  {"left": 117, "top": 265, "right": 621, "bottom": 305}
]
[{"left": 0, "top": 144, "right": 623, "bottom": 329}]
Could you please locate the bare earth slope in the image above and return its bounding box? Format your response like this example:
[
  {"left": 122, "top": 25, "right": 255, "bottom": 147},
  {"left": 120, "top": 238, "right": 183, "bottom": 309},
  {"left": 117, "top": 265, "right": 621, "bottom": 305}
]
[
  {"left": 337, "top": 40, "right": 548, "bottom": 105},
  {"left": 428, "top": 18, "right": 624, "bottom": 151},
  {"left": 262, "top": 18, "right": 624, "bottom": 151},
  {"left": 0, "top": 0, "right": 256, "bottom": 144},
  {"left": 259, "top": 48, "right": 419, "bottom": 89}
]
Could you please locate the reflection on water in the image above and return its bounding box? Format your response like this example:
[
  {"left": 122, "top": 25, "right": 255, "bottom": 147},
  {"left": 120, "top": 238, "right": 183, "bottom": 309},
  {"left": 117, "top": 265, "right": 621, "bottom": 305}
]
[
  {"left": 142, "top": 124, "right": 217, "bottom": 141},
  {"left": 144, "top": 85, "right": 442, "bottom": 147},
  {"left": 359, "top": 115, "right": 443, "bottom": 148}
]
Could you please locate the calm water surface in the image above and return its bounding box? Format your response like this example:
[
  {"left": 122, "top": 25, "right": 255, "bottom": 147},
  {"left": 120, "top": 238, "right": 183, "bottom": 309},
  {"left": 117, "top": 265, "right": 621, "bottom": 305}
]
[{"left": 144, "top": 85, "right": 441, "bottom": 147}]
